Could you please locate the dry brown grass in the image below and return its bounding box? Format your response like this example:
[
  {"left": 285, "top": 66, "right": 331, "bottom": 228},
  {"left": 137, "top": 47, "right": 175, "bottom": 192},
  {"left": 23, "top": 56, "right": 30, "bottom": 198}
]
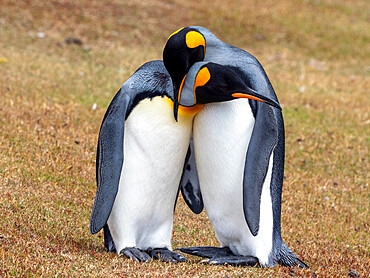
[{"left": 0, "top": 0, "right": 368, "bottom": 277}]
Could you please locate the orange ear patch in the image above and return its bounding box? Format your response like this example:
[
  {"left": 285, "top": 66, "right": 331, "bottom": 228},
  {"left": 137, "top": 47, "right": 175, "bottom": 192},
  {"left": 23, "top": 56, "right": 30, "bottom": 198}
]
[
  {"left": 195, "top": 67, "right": 211, "bottom": 88},
  {"left": 193, "top": 67, "right": 211, "bottom": 102},
  {"left": 185, "top": 31, "right": 205, "bottom": 49}
]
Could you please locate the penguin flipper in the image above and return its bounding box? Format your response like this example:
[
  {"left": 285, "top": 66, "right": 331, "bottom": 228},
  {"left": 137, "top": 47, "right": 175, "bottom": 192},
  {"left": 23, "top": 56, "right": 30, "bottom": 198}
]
[
  {"left": 89, "top": 88, "right": 131, "bottom": 234},
  {"left": 179, "top": 134, "right": 203, "bottom": 214},
  {"left": 243, "top": 103, "right": 278, "bottom": 236}
]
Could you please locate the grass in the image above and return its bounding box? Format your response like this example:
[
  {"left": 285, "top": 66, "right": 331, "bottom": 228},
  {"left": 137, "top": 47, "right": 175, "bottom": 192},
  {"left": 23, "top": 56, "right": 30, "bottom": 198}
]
[{"left": 0, "top": 0, "right": 368, "bottom": 277}]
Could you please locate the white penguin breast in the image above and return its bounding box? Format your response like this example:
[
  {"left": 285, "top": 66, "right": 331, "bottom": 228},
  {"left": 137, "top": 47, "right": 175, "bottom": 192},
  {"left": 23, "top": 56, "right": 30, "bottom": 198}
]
[
  {"left": 107, "top": 96, "right": 193, "bottom": 252},
  {"left": 193, "top": 99, "right": 255, "bottom": 236},
  {"left": 193, "top": 99, "right": 274, "bottom": 265}
]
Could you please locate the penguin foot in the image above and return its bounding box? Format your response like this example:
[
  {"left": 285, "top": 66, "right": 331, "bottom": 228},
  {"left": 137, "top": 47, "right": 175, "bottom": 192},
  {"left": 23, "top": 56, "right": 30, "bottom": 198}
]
[
  {"left": 177, "top": 246, "right": 234, "bottom": 258},
  {"left": 119, "top": 247, "right": 152, "bottom": 262},
  {"left": 202, "top": 256, "right": 259, "bottom": 267},
  {"left": 146, "top": 247, "right": 189, "bottom": 263},
  {"left": 177, "top": 246, "right": 259, "bottom": 267}
]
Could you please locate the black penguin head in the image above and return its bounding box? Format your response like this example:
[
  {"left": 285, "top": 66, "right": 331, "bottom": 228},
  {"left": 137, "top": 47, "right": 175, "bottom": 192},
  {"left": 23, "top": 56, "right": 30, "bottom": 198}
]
[
  {"left": 178, "top": 62, "right": 282, "bottom": 111},
  {"left": 163, "top": 27, "right": 206, "bottom": 120}
]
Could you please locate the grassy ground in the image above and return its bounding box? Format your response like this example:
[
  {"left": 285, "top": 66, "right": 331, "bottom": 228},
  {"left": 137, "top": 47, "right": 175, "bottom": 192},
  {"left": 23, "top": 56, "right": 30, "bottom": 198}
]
[{"left": 0, "top": 0, "right": 368, "bottom": 277}]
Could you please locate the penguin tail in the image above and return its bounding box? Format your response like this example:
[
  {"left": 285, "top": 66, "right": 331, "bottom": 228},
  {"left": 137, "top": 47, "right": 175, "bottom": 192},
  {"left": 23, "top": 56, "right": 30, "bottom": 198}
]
[
  {"left": 103, "top": 224, "right": 116, "bottom": 253},
  {"left": 277, "top": 241, "right": 308, "bottom": 269}
]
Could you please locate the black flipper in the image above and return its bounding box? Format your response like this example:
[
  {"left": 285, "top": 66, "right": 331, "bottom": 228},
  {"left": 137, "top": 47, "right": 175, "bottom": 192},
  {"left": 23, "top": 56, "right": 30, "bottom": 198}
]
[
  {"left": 146, "top": 248, "right": 189, "bottom": 263},
  {"left": 179, "top": 134, "right": 203, "bottom": 214},
  {"left": 243, "top": 102, "right": 278, "bottom": 236},
  {"left": 89, "top": 89, "right": 131, "bottom": 234}
]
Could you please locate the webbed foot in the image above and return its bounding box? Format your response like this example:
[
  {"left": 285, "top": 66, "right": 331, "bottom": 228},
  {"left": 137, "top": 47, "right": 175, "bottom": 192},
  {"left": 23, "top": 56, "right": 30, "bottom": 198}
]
[
  {"left": 177, "top": 246, "right": 233, "bottom": 258},
  {"left": 202, "top": 255, "right": 259, "bottom": 266},
  {"left": 146, "top": 247, "right": 189, "bottom": 263},
  {"left": 119, "top": 247, "right": 151, "bottom": 262},
  {"left": 178, "top": 246, "right": 259, "bottom": 267}
]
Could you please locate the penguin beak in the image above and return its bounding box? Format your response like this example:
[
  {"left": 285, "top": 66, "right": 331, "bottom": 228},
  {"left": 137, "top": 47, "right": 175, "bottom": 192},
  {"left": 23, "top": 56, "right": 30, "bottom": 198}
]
[{"left": 231, "top": 87, "right": 281, "bottom": 110}]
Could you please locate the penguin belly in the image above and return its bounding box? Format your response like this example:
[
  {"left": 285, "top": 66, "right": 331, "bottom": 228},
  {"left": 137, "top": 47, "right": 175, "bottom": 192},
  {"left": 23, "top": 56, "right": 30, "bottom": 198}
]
[
  {"left": 107, "top": 96, "right": 193, "bottom": 253},
  {"left": 193, "top": 99, "right": 274, "bottom": 266}
]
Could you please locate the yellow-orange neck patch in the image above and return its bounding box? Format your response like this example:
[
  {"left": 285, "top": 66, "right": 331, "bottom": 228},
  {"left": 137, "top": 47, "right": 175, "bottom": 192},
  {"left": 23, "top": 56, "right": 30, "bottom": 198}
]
[
  {"left": 166, "top": 97, "right": 204, "bottom": 116},
  {"left": 185, "top": 31, "right": 205, "bottom": 49},
  {"left": 178, "top": 104, "right": 205, "bottom": 116}
]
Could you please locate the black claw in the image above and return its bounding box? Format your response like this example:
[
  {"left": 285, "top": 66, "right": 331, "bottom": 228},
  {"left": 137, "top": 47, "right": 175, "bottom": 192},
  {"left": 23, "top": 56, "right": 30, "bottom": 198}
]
[
  {"left": 120, "top": 250, "right": 139, "bottom": 262},
  {"left": 120, "top": 247, "right": 151, "bottom": 262},
  {"left": 146, "top": 247, "right": 189, "bottom": 263},
  {"left": 134, "top": 249, "right": 152, "bottom": 262},
  {"left": 172, "top": 252, "right": 188, "bottom": 263},
  {"left": 297, "top": 258, "right": 309, "bottom": 269}
]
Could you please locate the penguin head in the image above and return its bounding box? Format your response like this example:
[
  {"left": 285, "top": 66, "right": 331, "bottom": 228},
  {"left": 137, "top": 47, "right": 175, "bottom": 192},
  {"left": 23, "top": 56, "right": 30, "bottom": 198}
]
[
  {"left": 163, "top": 27, "right": 206, "bottom": 120},
  {"left": 178, "top": 62, "right": 281, "bottom": 113}
]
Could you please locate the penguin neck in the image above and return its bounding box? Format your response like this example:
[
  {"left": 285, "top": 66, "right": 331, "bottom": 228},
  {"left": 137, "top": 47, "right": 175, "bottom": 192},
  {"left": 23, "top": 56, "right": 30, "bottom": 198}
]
[
  {"left": 178, "top": 104, "right": 205, "bottom": 116},
  {"left": 165, "top": 97, "right": 204, "bottom": 119},
  {"left": 201, "top": 31, "right": 226, "bottom": 57}
]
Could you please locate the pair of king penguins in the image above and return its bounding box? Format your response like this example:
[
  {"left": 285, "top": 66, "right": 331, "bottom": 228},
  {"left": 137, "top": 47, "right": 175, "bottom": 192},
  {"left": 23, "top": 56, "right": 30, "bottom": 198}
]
[{"left": 90, "top": 26, "right": 307, "bottom": 268}]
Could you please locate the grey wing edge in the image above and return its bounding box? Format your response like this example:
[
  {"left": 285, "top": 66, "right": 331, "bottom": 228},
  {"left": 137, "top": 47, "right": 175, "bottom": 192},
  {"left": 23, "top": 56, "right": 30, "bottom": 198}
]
[
  {"left": 89, "top": 89, "right": 131, "bottom": 235},
  {"left": 242, "top": 102, "right": 278, "bottom": 236}
]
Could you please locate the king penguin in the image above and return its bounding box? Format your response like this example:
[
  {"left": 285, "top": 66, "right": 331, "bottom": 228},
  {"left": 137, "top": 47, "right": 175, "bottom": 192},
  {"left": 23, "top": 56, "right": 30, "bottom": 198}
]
[
  {"left": 89, "top": 60, "right": 278, "bottom": 263},
  {"left": 163, "top": 26, "right": 308, "bottom": 268},
  {"left": 90, "top": 60, "right": 195, "bottom": 263}
]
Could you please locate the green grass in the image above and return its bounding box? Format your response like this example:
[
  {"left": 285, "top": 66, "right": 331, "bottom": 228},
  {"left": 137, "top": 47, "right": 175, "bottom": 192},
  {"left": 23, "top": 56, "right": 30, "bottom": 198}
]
[{"left": 0, "top": 0, "right": 369, "bottom": 277}]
